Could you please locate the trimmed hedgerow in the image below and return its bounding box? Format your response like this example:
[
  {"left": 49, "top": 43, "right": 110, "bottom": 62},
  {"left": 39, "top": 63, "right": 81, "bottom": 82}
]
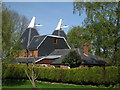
[
  {"left": 3, "top": 64, "right": 27, "bottom": 79},
  {"left": 2, "top": 64, "right": 119, "bottom": 85}
]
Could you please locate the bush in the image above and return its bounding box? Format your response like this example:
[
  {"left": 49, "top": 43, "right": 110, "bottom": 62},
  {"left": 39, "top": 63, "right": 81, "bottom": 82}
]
[
  {"left": 2, "top": 64, "right": 119, "bottom": 86},
  {"left": 62, "top": 50, "right": 81, "bottom": 68},
  {"left": 3, "top": 64, "right": 26, "bottom": 79}
]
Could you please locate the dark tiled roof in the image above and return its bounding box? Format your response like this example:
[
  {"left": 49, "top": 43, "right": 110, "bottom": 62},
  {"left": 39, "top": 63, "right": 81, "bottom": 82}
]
[
  {"left": 50, "top": 49, "right": 70, "bottom": 56},
  {"left": 28, "top": 35, "right": 46, "bottom": 50},
  {"left": 35, "top": 55, "right": 62, "bottom": 63},
  {"left": 50, "top": 49, "right": 106, "bottom": 66},
  {"left": 20, "top": 28, "right": 39, "bottom": 49},
  {"left": 78, "top": 50, "right": 106, "bottom": 65},
  {"left": 50, "top": 49, "right": 70, "bottom": 65},
  {"left": 28, "top": 35, "right": 70, "bottom": 50},
  {"left": 17, "top": 57, "right": 42, "bottom": 63},
  {"left": 79, "top": 50, "right": 98, "bottom": 65},
  {"left": 16, "top": 49, "right": 106, "bottom": 66},
  {"left": 51, "top": 58, "right": 62, "bottom": 65},
  {"left": 52, "top": 30, "right": 67, "bottom": 40},
  {"left": 96, "top": 59, "right": 106, "bottom": 65}
]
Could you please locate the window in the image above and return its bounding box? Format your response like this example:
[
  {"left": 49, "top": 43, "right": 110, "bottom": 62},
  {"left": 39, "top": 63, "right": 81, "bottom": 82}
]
[{"left": 54, "top": 39, "right": 58, "bottom": 44}]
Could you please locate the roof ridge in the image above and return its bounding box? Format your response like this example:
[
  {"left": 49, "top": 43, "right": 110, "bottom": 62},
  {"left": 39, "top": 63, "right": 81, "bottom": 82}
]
[{"left": 47, "top": 34, "right": 64, "bottom": 38}]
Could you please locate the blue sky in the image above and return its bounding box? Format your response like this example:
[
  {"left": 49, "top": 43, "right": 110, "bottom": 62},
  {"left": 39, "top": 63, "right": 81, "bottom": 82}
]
[{"left": 4, "top": 2, "right": 86, "bottom": 35}]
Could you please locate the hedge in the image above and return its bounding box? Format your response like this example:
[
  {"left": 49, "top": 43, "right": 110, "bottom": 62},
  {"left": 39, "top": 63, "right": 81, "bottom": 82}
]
[{"left": 2, "top": 64, "right": 119, "bottom": 85}]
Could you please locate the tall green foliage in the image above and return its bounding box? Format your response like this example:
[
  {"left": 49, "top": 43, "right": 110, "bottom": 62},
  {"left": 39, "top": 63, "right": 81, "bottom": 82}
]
[
  {"left": 2, "top": 5, "right": 28, "bottom": 63},
  {"left": 67, "top": 26, "right": 91, "bottom": 49},
  {"left": 72, "top": 2, "right": 120, "bottom": 65},
  {"left": 2, "top": 7, "right": 15, "bottom": 63}
]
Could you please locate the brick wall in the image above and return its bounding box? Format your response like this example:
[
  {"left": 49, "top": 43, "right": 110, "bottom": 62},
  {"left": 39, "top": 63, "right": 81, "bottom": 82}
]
[
  {"left": 29, "top": 50, "right": 38, "bottom": 57},
  {"left": 18, "top": 50, "right": 38, "bottom": 58},
  {"left": 34, "top": 50, "right": 38, "bottom": 57}
]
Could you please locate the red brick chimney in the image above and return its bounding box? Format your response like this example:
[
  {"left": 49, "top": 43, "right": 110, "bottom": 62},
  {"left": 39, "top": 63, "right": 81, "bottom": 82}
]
[{"left": 83, "top": 43, "right": 89, "bottom": 55}]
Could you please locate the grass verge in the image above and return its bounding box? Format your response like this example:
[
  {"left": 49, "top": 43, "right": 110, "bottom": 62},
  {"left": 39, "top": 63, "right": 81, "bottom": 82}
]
[{"left": 2, "top": 80, "right": 109, "bottom": 88}]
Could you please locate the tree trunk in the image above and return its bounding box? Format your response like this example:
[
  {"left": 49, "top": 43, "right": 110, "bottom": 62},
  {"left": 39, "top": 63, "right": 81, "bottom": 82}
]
[{"left": 32, "top": 79, "right": 36, "bottom": 88}]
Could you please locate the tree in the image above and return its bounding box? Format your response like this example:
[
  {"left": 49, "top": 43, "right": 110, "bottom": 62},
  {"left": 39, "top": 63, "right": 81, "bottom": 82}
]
[
  {"left": 2, "top": 5, "right": 29, "bottom": 63},
  {"left": 10, "top": 10, "right": 29, "bottom": 38},
  {"left": 62, "top": 50, "right": 81, "bottom": 68},
  {"left": 86, "top": 21, "right": 116, "bottom": 58},
  {"left": 73, "top": 2, "right": 120, "bottom": 65},
  {"left": 24, "top": 58, "right": 40, "bottom": 88},
  {"left": 67, "top": 26, "right": 91, "bottom": 49}
]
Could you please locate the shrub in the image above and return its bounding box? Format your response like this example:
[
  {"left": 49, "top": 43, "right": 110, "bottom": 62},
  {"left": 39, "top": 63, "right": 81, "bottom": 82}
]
[
  {"left": 62, "top": 50, "right": 81, "bottom": 68},
  {"left": 2, "top": 64, "right": 119, "bottom": 86}
]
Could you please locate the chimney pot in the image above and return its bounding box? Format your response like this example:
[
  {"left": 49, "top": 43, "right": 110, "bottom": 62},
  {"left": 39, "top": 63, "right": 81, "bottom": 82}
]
[{"left": 83, "top": 43, "right": 89, "bottom": 55}]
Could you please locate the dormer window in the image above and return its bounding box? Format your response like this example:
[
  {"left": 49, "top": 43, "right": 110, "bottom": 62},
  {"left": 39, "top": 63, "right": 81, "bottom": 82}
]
[{"left": 54, "top": 39, "right": 58, "bottom": 44}]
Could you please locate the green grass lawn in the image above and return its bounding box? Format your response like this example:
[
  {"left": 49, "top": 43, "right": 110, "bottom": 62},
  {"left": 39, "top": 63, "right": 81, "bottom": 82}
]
[{"left": 2, "top": 80, "right": 104, "bottom": 88}]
